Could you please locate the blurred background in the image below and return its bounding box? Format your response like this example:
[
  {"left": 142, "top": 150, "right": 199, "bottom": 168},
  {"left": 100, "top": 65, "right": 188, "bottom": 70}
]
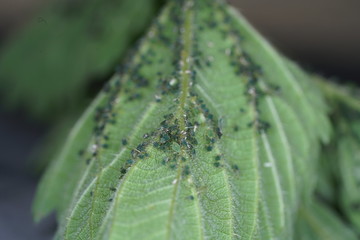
[{"left": 0, "top": 0, "right": 359, "bottom": 239}]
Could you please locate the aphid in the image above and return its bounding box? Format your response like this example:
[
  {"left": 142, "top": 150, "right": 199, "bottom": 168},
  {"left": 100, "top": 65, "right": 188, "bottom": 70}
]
[
  {"left": 206, "top": 146, "right": 213, "bottom": 152},
  {"left": 182, "top": 165, "right": 190, "bottom": 176},
  {"left": 247, "top": 121, "right": 254, "bottom": 128},
  {"left": 131, "top": 148, "right": 141, "bottom": 158},
  {"left": 216, "top": 127, "right": 223, "bottom": 139},
  {"left": 126, "top": 159, "right": 135, "bottom": 165},
  {"left": 164, "top": 113, "right": 174, "bottom": 120},
  {"left": 110, "top": 187, "right": 116, "bottom": 192},
  {"left": 160, "top": 134, "right": 170, "bottom": 144},
  {"left": 273, "top": 85, "right": 281, "bottom": 92},
  {"left": 122, "top": 139, "right": 128, "bottom": 146},
  {"left": 171, "top": 142, "right": 181, "bottom": 153},
  {"left": 155, "top": 95, "right": 162, "bottom": 102},
  {"left": 160, "top": 120, "right": 168, "bottom": 128},
  {"left": 128, "top": 93, "right": 142, "bottom": 101},
  {"left": 188, "top": 137, "right": 198, "bottom": 146},
  {"left": 233, "top": 125, "right": 239, "bottom": 132},
  {"left": 231, "top": 164, "right": 239, "bottom": 171},
  {"left": 161, "top": 157, "right": 169, "bottom": 165},
  {"left": 181, "top": 139, "right": 189, "bottom": 148},
  {"left": 78, "top": 149, "right": 84, "bottom": 157},
  {"left": 214, "top": 155, "right": 221, "bottom": 161},
  {"left": 188, "top": 195, "right": 194, "bottom": 200}
]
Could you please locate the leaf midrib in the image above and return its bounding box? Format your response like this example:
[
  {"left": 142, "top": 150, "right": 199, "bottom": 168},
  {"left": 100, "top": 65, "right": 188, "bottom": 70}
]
[{"left": 165, "top": 1, "right": 196, "bottom": 239}]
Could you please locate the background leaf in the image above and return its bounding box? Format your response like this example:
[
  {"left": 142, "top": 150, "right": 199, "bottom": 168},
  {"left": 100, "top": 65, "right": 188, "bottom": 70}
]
[
  {"left": 314, "top": 78, "right": 360, "bottom": 235},
  {"left": 0, "top": 0, "right": 163, "bottom": 119},
  {"left": 337, "top": 117, "right": 360, "bottom": 234},
  {"left": 294, "top": 200, "right": 357, "bottom": 240}
]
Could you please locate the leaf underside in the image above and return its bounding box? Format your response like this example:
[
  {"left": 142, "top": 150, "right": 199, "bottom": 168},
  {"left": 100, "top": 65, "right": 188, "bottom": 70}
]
[{"left": 33, "top": 0, "right": 335, "bottom": 239}]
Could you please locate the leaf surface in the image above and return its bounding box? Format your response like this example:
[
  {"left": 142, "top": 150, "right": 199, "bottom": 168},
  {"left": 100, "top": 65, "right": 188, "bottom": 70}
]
[{"left": 34, "top": 0, "right": 331, "bottom": 239}]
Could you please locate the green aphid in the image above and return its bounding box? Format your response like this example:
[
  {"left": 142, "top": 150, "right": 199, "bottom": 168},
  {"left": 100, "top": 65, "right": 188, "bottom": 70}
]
[
  {"left": 126, "top": 159, "right": 135, "bottom": 165},
  {"left": 171, "top": 142, "right": 181, "bottom": 152}
]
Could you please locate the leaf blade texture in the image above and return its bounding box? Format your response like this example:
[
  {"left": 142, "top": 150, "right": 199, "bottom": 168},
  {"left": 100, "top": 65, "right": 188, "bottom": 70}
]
[{"left": 34, "top": 0, "right": 332, "bottom": 239}]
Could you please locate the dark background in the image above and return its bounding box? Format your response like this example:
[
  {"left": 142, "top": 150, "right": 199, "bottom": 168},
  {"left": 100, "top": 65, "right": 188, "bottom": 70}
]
[{"left": 0, "top": 0, "right": 359, "bottom": 239}]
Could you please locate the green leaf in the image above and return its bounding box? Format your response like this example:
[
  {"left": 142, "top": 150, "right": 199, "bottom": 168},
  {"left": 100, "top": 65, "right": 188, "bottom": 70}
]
[
  {"left": 34, "top": 0, "right": 331, "bottom": 239},
  {"left": 0, "top": 0, "right": 161, "bottom": 118},
  {"left": 337, "top": 121, "right": 360, "bottom": 234},
  {"left": 294, "top": 200, "right": 357, "bottom": 240},
  {"left": 331, "top": 111, "right": 360, "bottom": 234},
  {"left": 314, "top": 142, "right": 338, "bottom": 205},
  {"left": 314, "top": 79, "right": 360, "bottom": 234}
]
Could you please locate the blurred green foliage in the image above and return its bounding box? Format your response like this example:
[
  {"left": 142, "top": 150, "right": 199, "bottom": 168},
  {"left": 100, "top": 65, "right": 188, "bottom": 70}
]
[
  {"left": 0, "top": 0, "right": 164, "bottom": 173},
  {"left": 0, "top": 0, "right": 163, "bottom": 120},
  {"left": 314, "top": 79, "right": 360, "bottom": 236}
]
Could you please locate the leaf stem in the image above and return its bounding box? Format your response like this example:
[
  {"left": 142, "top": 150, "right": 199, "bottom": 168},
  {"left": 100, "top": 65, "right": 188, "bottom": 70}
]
[
  {"left": 178, "top": 0, "right": 194, "bottom": 132},
  {"left": 166, "top": 1, "right": 194, "bottom": 239}
]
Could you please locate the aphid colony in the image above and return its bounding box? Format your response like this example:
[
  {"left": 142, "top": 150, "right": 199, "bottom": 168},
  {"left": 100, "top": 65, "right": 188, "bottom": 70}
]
[
  {"left": 73, "top": 0, "right": 283, "bottom": 204},
  {"left": 75, "top": 1, "right": 181, "bottom": 171},
  {"left": 72, "top": 0, "right": 197, "bottom": 193},
  {"left": 193, "top": 2, "right": 273, "bottom": 135}
]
